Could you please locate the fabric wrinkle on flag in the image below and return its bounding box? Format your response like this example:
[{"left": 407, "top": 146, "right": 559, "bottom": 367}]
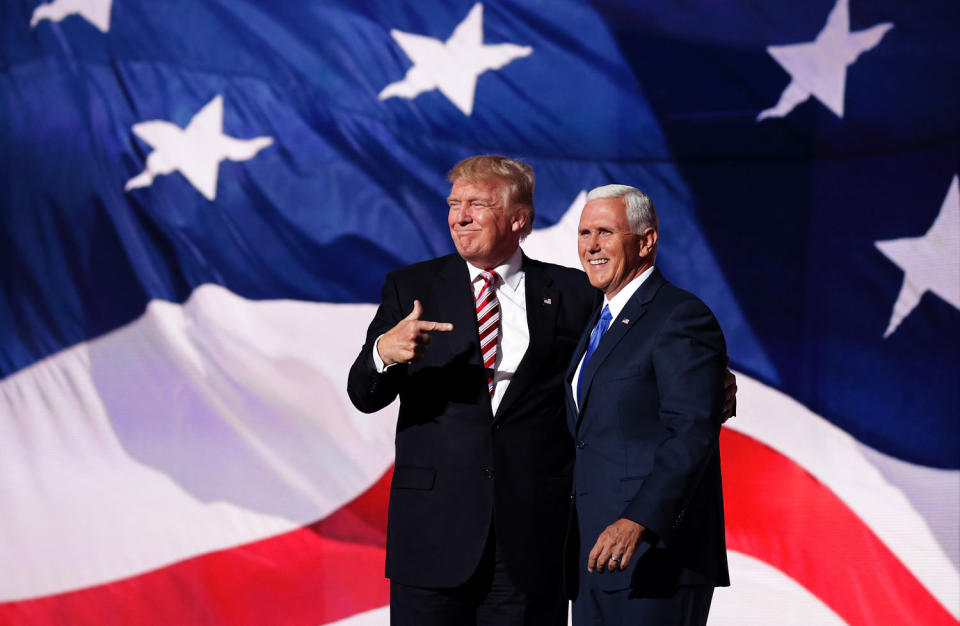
[{"left": 1, "top": 1, "right": 958, "bottom": 624}]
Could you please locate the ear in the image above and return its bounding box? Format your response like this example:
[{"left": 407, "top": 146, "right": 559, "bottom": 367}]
[
  {"left": 511, "top": 207, "right": 530, "bottom": 233},
  {"left": 639, "top": 227, "right": 658, "bottom": 257}
]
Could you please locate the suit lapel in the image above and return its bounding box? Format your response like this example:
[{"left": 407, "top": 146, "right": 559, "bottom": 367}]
[
  {"left": 433, "top": 256, "right": 484, "bottom": 366},
  {"left": 566, "top": 305, "right": 600, "bottom": 433},
  {"left": 494, "top": 257, "right": 557, "bottom": 420},
  {"left": 575, "top": 269, "right": 666, "bottom": 430}
]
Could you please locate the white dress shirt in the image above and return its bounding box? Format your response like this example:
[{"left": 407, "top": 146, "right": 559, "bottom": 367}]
[
  {"left": 466, "top": 248, "right": 528, "bottom": 414},
  {"left": 373, "top": 248, "right": 529, "bottom": 415},
  {"left": 571, "top": 266, "right": 655, "bottom": 409}
]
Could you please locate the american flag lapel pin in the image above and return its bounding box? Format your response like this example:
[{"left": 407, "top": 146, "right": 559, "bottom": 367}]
[
  {"left": 621, "top": 318, "right": 630, "bottom": 324},
  {"left": 543, "top": 297, "right": 552, "bottom": 305}
]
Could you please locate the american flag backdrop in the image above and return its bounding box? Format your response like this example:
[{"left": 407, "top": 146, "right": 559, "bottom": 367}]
[{"left": 1, "top": 1, "right": 958, "bottom": 624}]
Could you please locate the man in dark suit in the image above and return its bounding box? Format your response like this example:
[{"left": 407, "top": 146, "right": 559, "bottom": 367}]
[
  {"left": 348, "top": 155, "right": 599, "bottom": 625},
  {"left": 568, "top": 185, "right": 729, "bottom": 626}
]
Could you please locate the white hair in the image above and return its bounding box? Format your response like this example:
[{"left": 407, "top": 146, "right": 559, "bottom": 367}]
[{"left": 586, "top": 184, "right": 658, "bottom": 235}]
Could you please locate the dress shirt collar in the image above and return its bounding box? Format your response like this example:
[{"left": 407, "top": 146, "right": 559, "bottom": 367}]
[
  {"left": 465, "top": 247, "right": 524, "bottom": 291},
  {"left": 603, "top": 265, "right": 655, "bottom": 321}
]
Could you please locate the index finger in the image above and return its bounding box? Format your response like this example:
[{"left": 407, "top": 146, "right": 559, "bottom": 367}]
[{"left": 417, "top": 320, "right": 454, "bottom": 332}]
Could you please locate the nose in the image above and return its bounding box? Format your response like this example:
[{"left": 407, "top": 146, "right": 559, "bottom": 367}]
[
  {"left": 586, "top": 233, "right": 600, "bottom": 253},
  {"left": 452, "top": 205, "right": 472, "bottom": 224}
]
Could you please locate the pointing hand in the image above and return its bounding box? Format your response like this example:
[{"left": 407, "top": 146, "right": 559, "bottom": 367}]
[{"left": 377, "top": 300, "right": 454, "bottom": 366}]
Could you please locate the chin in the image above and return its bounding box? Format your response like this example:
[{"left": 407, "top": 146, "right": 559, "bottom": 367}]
[{"left": 585, "top": 270, "right": 606, "bottom": 286}]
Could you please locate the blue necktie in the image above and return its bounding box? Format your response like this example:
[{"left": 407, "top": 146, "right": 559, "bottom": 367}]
[{"left": 577, "top": 305, "right": 612, "bottom": 405}]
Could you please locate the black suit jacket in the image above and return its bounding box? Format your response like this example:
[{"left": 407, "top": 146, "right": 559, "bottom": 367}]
[
  {"left": 348, "top": 252, "right": 598, "bottom": 593},
  {"left": 566, "top": 268, "right": 730, "bottom": 597}
]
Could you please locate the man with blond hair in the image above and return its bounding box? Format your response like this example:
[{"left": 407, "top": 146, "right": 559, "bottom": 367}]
[{"left": 349, "top": 155, "right": 597, "bottom": 625}]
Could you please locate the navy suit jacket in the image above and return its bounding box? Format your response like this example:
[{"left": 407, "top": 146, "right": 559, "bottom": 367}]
[
  {"left": 348, "top": 252, "right": 598, "bottom": 593},
  {"left": 566, "top": 268, "right": 730, "bottom": 595}
]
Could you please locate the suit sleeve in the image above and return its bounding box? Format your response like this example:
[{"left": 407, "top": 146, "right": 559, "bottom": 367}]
[
  {"left": 347, "top": 272, "right": 408, "bottom": 413},
  {"left": 620, "top": 298, "right": 725, "bottom": 546}
]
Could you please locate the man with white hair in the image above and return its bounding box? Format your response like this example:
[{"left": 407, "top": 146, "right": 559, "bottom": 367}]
[{"left": 568, "top": 184, "right": 729, "bottom": 625}]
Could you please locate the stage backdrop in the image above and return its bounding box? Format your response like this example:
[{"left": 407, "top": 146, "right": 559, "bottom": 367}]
[{"left": 1, "top": 1, "right": 958, "bottom": 624}]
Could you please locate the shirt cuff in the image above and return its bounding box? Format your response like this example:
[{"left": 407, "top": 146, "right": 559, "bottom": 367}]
[{"left": 372, "top": 334, "right": 396, "bottom": 373}]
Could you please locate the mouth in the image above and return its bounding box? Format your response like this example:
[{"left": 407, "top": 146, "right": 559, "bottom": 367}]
[{"left": 588, "top": 259, "right": 608, "bottom": 266}]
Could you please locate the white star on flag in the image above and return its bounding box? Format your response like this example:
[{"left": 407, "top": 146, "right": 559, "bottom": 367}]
[
  {"left": 757, "top": 0, "right": 892, "bottom": 121},
  {"left": 125, "top": 95, "right": 274, "bottom": 202},
  {"left": 875, "top": 175, "right": 960, "bottom": 338},
  {"left": 30, "top": 0, "right": 113, "bottom": 33},
  {"left": 378, "top": 3, "right": 532, "bottom": 116}
]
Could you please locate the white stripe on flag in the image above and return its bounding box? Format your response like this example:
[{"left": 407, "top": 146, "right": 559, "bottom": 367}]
[
  {"left": 0, "top": 286, "right": 396, "bottom": 601},
  {"left": 725, "top": 371, "right": 959, "bottom": 618}
]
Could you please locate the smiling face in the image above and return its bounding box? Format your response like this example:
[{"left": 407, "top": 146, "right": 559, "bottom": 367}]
[
  {"left": 578, "top": 196, "right": 656, "bottom": 298},
  {"left": 447, "top": 176, "right": 527, "bottom": 269}
]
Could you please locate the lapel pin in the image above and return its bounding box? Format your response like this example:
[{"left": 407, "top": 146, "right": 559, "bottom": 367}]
[
  {"left": 621, "top": 318, "right": 630, "bottom": 324},
  {"left": 543, "top": 297, "right": 552, "bottom": 305}
]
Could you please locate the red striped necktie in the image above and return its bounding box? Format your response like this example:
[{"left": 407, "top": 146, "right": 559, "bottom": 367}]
[{"left": 476, "top": 270, "right": 501, "bottom": 397}]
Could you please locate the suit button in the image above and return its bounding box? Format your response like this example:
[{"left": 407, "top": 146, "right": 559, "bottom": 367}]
[
  {"left": 576, "top": 440, "right": 585, "bottom": 449},
  {"left": 483, "top": 467, "right": 494, "bottom": 479},
  {"left": 493, "top": 423, "right": 501, "bottom": 432}
]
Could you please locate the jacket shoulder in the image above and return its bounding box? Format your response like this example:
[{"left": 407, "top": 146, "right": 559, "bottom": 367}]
[
  {"left": 386, "top": 253, "right": 462, "bottom": 282},
  {"left": 651, "top": 279, "right": 724, "bottom": 342},
  {"left": 657, "top": 280, "right": 715, "bottom": 314}
]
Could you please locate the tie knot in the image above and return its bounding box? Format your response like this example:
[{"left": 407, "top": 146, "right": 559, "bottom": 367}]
[
  {"left": 479, "top": 270, "right": 499, "bottom": 287},
  {"left": 599, "top": 305, "right": 612, "bottom": 324}
]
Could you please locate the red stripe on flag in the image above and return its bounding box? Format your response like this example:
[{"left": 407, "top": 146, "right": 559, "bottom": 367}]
[
  {"left": 0, "top": 468, "right": 394, "bottom": 626},
  {"left": 7, "top": 435, "right": 957, "bottom": 626},
  {"left": 721, "top": 428, "right": 957, "bottom": 626}
]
